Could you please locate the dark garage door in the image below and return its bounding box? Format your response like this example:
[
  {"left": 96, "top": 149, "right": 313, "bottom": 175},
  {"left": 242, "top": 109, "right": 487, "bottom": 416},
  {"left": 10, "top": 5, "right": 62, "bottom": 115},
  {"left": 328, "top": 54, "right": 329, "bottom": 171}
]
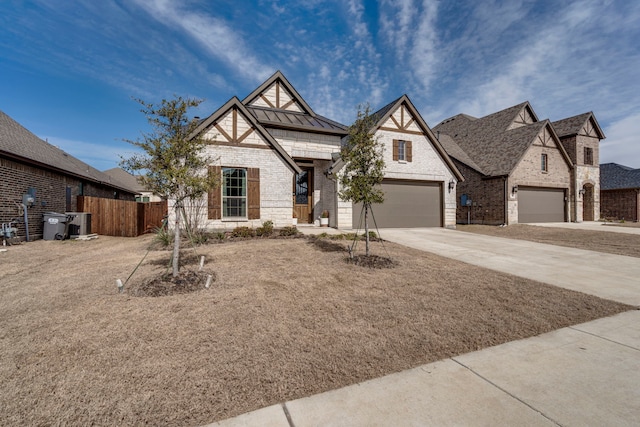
[
  {"left": 518, "top": 187, "right": 565, "bottom": 223},
  {"left": 353, "top": 180, "right": 442, "bottom": 228}
]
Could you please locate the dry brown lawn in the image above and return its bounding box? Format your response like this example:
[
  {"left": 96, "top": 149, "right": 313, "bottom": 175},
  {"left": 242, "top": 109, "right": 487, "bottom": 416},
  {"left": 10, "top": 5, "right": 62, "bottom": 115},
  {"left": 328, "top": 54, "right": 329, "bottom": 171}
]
[
  {"left": 457, "top": 224, "right": 640, "bottom": 258},
  {"left": 0, "top": 234, "right": 632, "bottom": 426}
]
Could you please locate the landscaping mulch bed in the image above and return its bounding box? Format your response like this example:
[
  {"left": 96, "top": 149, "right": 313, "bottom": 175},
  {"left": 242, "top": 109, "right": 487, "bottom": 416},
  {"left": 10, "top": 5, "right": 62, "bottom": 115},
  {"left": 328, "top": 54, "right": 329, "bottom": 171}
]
[
  {"left": 0, "top": 234, "right": 632, "bottom": 426},
  {"left": 457, "top": 224, "right": 640, "bottom": 258}
]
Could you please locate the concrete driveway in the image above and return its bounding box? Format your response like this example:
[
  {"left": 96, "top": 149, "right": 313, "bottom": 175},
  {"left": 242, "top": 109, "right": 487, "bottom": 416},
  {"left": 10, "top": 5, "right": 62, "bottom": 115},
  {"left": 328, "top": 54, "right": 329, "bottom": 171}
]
[{"left": 380, "top": 227, "right": 640, "bottom": 307}]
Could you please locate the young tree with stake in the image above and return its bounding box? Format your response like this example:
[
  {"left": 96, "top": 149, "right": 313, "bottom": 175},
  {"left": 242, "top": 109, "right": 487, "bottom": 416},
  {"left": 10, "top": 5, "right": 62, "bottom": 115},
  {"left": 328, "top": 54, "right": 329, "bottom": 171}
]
[
  {"left": 339, "top": 104, "right": 385, "bottom": 256},
  {"left": 121, "top": 96, "right": 217, "bottom": 277}
]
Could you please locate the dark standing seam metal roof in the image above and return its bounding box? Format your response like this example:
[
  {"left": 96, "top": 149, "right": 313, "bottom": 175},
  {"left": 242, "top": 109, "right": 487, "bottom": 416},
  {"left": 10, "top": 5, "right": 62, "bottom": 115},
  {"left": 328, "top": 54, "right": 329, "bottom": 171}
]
[
  {"left": 246, "top": 106, "right": 348, "bottom": 135},
  {"left": 600, "top": 163, "right": 640, "bottom": 190},
  {"left": 240, "top": 70, "right": 348, "bottom": 136},
  {"left": 433, "top": 102, "right": 571, "bottom": 177},
  {"left": 0, "top": 109, "right": 137, "bottom": 193}
]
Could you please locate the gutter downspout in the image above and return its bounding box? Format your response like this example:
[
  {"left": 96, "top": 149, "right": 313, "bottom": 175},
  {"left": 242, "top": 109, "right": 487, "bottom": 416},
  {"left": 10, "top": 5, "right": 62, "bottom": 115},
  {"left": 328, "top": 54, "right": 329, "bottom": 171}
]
[{"left": 503, "top": 177, "right": 508, "bottom": 225}]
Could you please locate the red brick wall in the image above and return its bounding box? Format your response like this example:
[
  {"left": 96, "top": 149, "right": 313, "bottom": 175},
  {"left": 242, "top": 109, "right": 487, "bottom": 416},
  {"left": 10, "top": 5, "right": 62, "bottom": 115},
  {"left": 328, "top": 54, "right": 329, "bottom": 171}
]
[
  {"left": 454, "top": 160, "right": 506, "bottom": 225},
  {"left": 600, "top": 189, "right": 639, "bottom": 222},
  {"left": 1, "top": 156, "right": 135, "bottom": 240}
]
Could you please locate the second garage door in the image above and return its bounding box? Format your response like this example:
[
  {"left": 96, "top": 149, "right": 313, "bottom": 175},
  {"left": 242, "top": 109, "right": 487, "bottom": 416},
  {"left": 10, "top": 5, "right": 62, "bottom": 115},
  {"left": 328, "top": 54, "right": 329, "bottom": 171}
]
[
  {"left": 352, "top": 180, "right": 442, "bottom": 228},
  {"left": 518, "top": 187, "right": 565, "bottom": 223}
]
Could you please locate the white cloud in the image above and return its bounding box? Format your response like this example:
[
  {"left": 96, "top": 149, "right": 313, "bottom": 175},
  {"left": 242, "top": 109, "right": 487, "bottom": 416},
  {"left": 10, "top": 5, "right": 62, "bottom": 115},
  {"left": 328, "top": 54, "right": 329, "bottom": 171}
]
[
  {"left": 131, "top": 0, "right": 273, "bottom": 83},
  {"left": 600, "top": 113, "right": 640, "bottom": 168}
]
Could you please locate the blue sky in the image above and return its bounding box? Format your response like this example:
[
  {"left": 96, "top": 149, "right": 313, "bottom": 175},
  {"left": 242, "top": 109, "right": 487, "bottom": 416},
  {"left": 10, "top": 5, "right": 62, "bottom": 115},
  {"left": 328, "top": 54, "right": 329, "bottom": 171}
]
[{"left": 1, "top": 0, "right": 639, "bottom": 170}]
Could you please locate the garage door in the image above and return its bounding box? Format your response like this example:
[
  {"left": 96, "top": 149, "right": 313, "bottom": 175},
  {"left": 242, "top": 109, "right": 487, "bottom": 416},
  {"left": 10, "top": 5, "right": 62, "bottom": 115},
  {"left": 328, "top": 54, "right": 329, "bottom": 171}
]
[
  {"left": 518, "top": 187, "right": 565, "bottom": 223},
  {"left": 352, "top": 180, "right": 441, "bottom": 228}
]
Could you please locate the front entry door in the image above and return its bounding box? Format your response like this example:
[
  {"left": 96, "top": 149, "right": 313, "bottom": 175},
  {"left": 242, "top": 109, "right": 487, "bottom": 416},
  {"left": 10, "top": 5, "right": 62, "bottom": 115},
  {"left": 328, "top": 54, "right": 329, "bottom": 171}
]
[{"left": 293, "top": 168, "right": 313, "bottom": 223}]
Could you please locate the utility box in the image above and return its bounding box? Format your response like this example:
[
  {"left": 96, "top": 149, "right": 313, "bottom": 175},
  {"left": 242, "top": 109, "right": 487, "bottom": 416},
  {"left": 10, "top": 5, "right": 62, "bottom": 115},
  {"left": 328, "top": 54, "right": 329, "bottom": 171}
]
[
  {"left": 65, "top": 212, "right": 92, "bottom": 236},
  {"left": 43, "top": 212, "right": 71, "bottom": 240}
]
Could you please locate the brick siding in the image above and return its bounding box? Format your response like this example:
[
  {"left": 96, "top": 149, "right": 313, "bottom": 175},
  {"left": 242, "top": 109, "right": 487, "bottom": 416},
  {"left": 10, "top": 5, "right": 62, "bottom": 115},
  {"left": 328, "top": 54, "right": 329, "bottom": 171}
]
[
  {"left": 600, "top": 189, "right": 639, "bottom": 222},
  {"left": 1, "top": 156, "right": 135, "bottom": 240}
]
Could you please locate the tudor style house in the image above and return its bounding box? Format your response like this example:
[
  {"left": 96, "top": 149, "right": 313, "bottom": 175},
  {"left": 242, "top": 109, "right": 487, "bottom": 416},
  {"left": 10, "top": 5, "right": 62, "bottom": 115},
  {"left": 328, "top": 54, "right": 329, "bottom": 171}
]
[
  {"left": 434, "top": 102, "right": 575, "bottom": 225},
  {"left": 188, "top": 71, "right": 462, "bottom": 230}
]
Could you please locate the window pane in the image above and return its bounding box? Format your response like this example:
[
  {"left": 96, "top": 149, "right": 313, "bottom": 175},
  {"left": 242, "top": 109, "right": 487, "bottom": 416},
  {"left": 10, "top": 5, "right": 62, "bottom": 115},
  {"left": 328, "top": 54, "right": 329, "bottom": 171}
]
[
  {"left": 222, "top": 168, "right": 247, "bottom": 217},
  {"left": 398, "top": 140, "right": 405, "bottom": 161}
]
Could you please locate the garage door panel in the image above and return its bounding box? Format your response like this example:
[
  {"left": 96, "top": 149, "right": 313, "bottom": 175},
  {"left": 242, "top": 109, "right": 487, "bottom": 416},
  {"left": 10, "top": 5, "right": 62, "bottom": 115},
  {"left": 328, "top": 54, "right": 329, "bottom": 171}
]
[
  {"left": 353, "top": 180, "right": 441, "bottom": 228},
  {"left": 519, "top": 187, "right": 565, "bottom": 223}
]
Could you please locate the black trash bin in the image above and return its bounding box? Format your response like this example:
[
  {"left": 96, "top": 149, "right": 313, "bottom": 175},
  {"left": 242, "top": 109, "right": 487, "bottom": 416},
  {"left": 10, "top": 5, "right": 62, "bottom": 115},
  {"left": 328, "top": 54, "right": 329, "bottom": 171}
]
[{"left": 43, "top": 212, "right": 73, "bottom": 240}]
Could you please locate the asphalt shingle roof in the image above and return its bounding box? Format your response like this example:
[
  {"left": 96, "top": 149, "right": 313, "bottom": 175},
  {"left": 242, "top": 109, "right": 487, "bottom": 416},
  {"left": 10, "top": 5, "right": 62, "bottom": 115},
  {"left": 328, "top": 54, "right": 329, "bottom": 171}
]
[
  {"left": 600, "top": 163, "right": 640, "bottom": 190},
  {"left": 551, "top": 112, "right": 592, "bottom": 137},
  {"left": 433, "top": 102, "right": 548, "bottom": 176},
  {"left": 0, "top": 110, "right": 136, "bottom": 193},
  {"left": 103, "top": 167, "right": 145, "bottom": 193}
]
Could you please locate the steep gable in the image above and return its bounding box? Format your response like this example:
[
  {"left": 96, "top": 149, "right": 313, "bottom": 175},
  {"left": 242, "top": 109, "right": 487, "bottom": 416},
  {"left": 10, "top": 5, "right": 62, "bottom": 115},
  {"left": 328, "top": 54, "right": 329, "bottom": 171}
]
[
  {"left": 372, "top": 95, "right": 464, "bottom": 181},
  {"left": 241, "top": 71, "right": 347, "bottom": 136},
  {"left": 192, "top": 97, "right": 301, "bottom": 174},
  {"left": 242, "top": 70, "right": 312, "bottom": 115},
  {"left": 552, "top": 112, "right": 605, "bottom": 139}
]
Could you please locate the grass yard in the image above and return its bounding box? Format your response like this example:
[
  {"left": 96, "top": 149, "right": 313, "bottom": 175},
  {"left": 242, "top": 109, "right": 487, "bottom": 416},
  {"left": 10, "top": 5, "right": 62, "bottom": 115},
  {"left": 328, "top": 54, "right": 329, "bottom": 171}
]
[
  {"left": 0, "top": 234, "right": 632, "bottom": 426},
  {"left": 457, "top": 224, "right": 640, "bottom": 258}
]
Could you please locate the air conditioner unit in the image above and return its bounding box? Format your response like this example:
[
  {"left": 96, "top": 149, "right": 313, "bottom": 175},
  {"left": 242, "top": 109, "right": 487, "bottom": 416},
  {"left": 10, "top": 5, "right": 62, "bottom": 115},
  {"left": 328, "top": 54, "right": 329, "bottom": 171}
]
[{"left": 65, "top": 212, "right": 92, "bottom": 236}]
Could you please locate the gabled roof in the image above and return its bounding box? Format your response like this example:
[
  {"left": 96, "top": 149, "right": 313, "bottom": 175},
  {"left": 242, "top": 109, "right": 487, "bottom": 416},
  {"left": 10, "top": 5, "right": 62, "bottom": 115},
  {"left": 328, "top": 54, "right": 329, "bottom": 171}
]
[
  {"left": 600, "top": 163, "right": 640, "bottom": 190},
  {"left": 191, "top": 97, "right": 302, "bottom": 174},
  {"left": 241, "top": 70, "right": 347, "bottom": 136},
  {"left": 371, "top": 94, "right": 464, "bottom": 181},
  {"left": 433, "top": 102, "right": 572, "bottom": 177},
  {"left": 552, "top": 112, "right": 605, "bottom": 139},
  {"left": 0, "top": 110, "right": 136, "bottom": 193}
]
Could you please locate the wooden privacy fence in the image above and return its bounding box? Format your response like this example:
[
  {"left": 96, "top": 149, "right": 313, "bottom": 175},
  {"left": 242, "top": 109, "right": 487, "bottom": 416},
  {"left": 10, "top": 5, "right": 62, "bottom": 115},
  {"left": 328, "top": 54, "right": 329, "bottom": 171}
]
[{"left": 77, "top": 196, "right": 167, "bottom": 237}]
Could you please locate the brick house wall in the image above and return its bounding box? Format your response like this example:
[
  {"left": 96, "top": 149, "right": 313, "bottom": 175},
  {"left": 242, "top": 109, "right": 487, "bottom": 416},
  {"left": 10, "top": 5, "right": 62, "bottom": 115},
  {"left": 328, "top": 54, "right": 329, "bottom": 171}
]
[
  {"left": 509, "top": 134, "right": 571, "bottom": 224},
  {"left": 560, "top": 134, "right": 601, "bottom": 222},
  {"left": 453, "top": 160, "right": 506, "bottom": 225},
  {"left": 1, "top": 156, "right": 135, "bottom": 240},
  {"left": 600, "top": 189, "right": 639, "bottom": 222}
]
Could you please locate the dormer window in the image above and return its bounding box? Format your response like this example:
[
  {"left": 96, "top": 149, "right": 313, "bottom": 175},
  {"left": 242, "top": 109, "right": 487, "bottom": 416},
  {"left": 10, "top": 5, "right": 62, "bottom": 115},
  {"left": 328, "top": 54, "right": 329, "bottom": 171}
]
[{"left": 393, "top": 140, "right": 412, "bottom": 162}]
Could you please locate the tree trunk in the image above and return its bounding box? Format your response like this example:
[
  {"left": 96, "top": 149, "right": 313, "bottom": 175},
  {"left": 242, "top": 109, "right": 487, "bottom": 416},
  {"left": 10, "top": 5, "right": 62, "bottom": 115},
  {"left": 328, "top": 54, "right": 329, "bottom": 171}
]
[
  {"left": 172, "top": 205, "right": 181, "bottom": 277},
  {"left": 364, "top": 203, "right": 370, "bottom": 256}
]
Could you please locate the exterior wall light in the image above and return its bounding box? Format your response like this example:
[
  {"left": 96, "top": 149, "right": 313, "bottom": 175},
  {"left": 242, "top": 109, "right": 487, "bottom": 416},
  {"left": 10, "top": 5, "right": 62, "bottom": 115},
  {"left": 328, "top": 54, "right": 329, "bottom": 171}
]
[
  {"left": 512, "top": 185, "right": 518, "bottom": 194},
  {"left": 579, "top": 188, "right": 586, "bottom": 196},
  {"left": 448, "top": 179, "right": 455, "bottom": 192}
]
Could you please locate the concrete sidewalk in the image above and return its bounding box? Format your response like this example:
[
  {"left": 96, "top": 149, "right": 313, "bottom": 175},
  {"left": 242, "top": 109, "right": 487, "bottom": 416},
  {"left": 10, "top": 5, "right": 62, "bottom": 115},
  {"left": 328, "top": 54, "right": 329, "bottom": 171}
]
[{"left": 207, "top": 227, "right": 640, "bottom": 426}]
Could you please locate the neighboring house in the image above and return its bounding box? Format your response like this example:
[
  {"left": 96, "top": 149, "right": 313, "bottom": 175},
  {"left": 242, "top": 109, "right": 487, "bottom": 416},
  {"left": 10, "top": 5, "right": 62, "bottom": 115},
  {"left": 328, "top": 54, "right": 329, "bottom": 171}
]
[
  {"left": 600, "top": 163, "right": 640, "bottom": 221},
  {"left": 433, "top": 102, "right": 574, "bottom": 225},
  {"left": 552, "top": 112, "right": 605, "bottom": 222},
  {"left": 104, "top": 167, "right": 163, "bottom": 202},
  {"left": 0, "top": 110, "right": 138, "bottom": 240},
  {"left": 338, "top": 95, "right": 464, "bottom": 228},
  {"left": 188, "top": 71, "right": 462, "bottom": 230}
]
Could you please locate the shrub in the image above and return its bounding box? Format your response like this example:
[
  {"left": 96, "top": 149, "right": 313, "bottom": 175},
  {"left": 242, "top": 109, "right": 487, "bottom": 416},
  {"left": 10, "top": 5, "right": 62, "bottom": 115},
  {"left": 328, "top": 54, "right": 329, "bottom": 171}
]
[
  {"left": 154, "top": 226, "right": 173, "bottom": 247},
  {"left": 232, "top": 226, "right": 255, "bottom": 238},
  {"left": 279, "top": 226, "right": 300, "bottom": 237},
  {"left": 256, "top": 220, "right": 274, "bottom": 237}
]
